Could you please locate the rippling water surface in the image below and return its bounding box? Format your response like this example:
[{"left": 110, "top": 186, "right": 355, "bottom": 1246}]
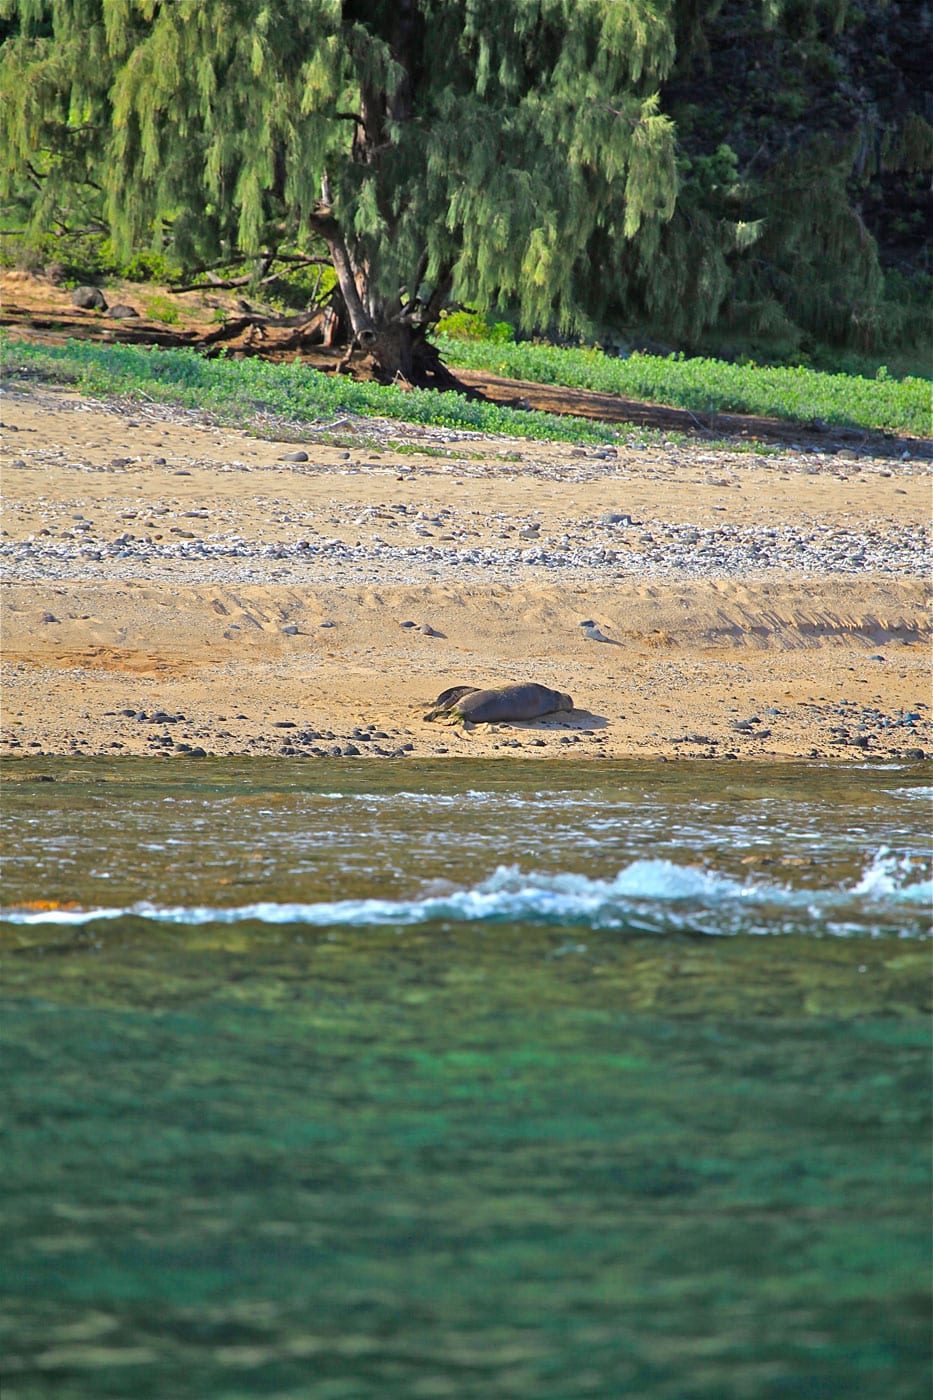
[{"left": 2, "top": 758, "right": 930, "bottom": 1399}]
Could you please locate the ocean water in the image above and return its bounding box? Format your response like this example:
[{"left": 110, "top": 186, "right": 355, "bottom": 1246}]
[{"left": 1, "top": 758, "right": 930, "bottom": 1399}]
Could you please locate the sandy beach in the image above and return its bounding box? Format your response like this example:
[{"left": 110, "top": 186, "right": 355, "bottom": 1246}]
[{"left": 2, "top": 379, "right": 930, "bottom": 762}]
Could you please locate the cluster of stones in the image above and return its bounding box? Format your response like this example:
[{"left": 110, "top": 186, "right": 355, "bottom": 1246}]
[
  {"left": 70, "top": 285, "right": 140, "bottom": 319},
  {"left": 4, "top": 507, "right": 929, "bottom": 586}
]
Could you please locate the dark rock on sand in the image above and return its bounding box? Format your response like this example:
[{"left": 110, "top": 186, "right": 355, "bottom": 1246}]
[{"left": 71, "top": 286, "right": 107, "bottom": 310}]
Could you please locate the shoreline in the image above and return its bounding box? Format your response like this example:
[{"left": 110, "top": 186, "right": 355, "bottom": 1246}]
[{"left": 2, "top": 385, "right": 930, "bottom": 763}]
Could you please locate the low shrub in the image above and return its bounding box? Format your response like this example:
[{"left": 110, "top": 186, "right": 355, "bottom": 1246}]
[
  {"left": 3, "top": 333, "right": 927, "bottom": 441},
  {"left": 438, "top": 311, "right": 515, "bottom": 343}
]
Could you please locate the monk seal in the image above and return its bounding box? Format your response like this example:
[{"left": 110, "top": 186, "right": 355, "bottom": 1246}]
[{"left": 425, "top": 682, "right": 573, "bottom": 724}]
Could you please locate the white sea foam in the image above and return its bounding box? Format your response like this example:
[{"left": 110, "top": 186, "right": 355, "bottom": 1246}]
[
  {"left": 889, "top": 786, "right": 933, "bottom": 803},
  {"left": 5, "top": 852, "right": 929, "bottom": 931},
  {"left": 851, "top": 848, "right": 932, "bottom": 905}
]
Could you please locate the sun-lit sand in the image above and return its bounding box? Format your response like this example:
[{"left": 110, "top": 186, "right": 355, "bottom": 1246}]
[{"left": 2, "top": 378, "right": 930, "bottom": 762}]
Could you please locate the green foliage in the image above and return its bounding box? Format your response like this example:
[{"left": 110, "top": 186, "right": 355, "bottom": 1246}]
[
  {"left": 3, "top": 333, "right": 927, "bottom": 439},
  {"left": 654, "top": 0, "right": 932, "bottom": 360},
  {"left": 259, "top": 261, "right": 337, "bottom": 312},
  {"left": 143, "top": 294, "right": 179, "bottom": 324},
  {"left": 118, "top": 249, "right": 181, "bottom": 284},
  {"left": 438, "top": 311, "right": 514, "bottom": 344},
  {"left": 1, "top": 0, "right": 928, "bottom": 370},
  {"left": 0, "top": 336, "right": 631, "bottom": 445},
  {"left": 0, "top": 0, "right": 679, "bottom": 341},
  {"left": 0, "top": 223, "right": 182, "bottom": 284},
  {"left": 435, "top": 337, "right": 930, "bottom": 436}
]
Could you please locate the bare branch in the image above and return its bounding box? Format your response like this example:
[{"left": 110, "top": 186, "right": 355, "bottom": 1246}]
[
  {"left": 268, "top": 253, "right": 332, "bottom": 266},
  {"left": 169, "top": 249, "right": 331, "bottom": 294}
]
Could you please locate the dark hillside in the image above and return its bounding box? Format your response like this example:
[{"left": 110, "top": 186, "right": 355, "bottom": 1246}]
[{"left": 617, "top": 0, "right": 932, "bottom": 363}]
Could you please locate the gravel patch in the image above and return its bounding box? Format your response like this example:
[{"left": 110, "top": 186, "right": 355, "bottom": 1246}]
[
  {"left": 5, "top": 387, "right": 929, "bottom": 589},
  {"left": 4, "top": 512, "right": 929, "bottom": 586}
]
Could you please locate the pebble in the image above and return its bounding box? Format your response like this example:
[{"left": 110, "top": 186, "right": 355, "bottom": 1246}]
[
  {"left": 3, "top": 393, "right": 928, "bottom": 588},
  {"left": 4, "top": 510, "right": 929, "bottom": 584},
  {"left": 71, "top": 286, "right": 106, "bottom": 310}
]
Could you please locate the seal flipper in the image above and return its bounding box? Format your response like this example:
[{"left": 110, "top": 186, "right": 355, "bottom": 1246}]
[{"left": 424, "top": 684, "right": 479, "bottom": 721}]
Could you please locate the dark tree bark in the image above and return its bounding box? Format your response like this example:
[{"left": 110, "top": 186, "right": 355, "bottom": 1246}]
[{"left": 299, "top": 1, "right": 468, "bottom": 387}]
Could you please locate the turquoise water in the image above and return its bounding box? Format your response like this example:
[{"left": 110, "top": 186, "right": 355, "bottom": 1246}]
[{"left": 2, "top": 759, "right": 930, "bottom": 1399}]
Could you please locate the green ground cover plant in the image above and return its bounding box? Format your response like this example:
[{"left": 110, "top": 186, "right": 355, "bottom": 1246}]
[
  {"left": 0, "top": 338, "right": 628, "bottom": 447},
  {"left": 143, "top": 294, "right": 181, "bottom": 325},
  {"left": 435, "top": 338, "right": 931, "bottom": 438},
  {"left": 2, "top": 336, "right": 927, "bottom": 442}
]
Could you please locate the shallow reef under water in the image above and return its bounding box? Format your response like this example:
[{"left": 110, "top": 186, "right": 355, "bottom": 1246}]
[{"left": 2, "top": 758, "right": 930, "bottom": 1399}]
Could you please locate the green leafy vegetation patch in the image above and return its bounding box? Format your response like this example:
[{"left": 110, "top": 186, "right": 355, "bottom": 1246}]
[
  {"left": 436, "top": 338, "right": 931, "bottom": 438},
  {"left": 3, "top": 335, "right": 928, "bottom": 441},
  {"left": 0, "top": 338, "right": 626, "bottom": 446}
]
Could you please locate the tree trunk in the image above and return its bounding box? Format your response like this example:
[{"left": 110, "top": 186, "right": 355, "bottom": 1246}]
[
  {"left": 368, "top": 320, "right": 415, "bottom": 382},
  {"left": 327, "top": 300, "right": 487, "bottom": 396},
  {"left": 324, "top": 230, "right": 375, "bottom": 346},
  {"left": 303, "top": 6, "right": 473, "bottom": 390}
]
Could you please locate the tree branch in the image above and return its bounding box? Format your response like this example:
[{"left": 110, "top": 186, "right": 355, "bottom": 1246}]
[
  {"left": 170, "top": 251, "right": 331, "bottom": 294},
  {"left": 422, "top": 272, "right": 453, "bottom": 326}
]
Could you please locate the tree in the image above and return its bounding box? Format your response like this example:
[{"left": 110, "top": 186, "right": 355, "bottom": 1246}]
[
  {"left": 0, "top": 0, "right": 680, "bottom": 381},
  {"left": 638, "top": 0, "right": 932, "bottom": 361}
]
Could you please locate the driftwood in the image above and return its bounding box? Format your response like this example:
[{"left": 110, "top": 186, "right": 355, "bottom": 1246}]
[
  {"left": 0, "top": 303, "right": 338, "bottom": 359},
  {"left": 197, "top": 309, "right": 333, "bottom": 356}
]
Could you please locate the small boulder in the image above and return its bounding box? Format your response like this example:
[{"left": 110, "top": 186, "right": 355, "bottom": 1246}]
[
  {"left": 71, "top": 285, "right": 107, "bottom": 310},
  {"left": 105, "top": 304, "right": 140, "bottom": 319}
]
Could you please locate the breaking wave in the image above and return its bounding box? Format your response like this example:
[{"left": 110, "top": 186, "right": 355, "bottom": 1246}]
[{"left": 4, "top": 851, "right": 929, "bottom": 936}]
